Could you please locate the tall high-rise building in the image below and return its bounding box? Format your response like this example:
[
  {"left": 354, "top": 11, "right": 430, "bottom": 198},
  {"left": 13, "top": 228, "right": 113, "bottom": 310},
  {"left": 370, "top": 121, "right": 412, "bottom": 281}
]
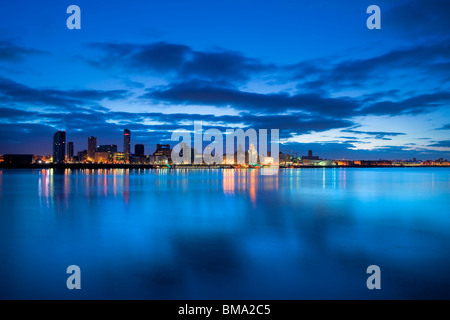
[
  {"left": 135, "top": 144, "right": 144, "bottom": 157},
  {"left": 88, "top": 136, "right": 97, "bottom": 160},
  {"left": 124, "top": 129, "right": 131, "bottom": 162},
  {"left": 248, "top": 143, "right": 258, "bottom": 164},
  {"left": 67, "top": 142, "right": 74, "bottom": 161},
  {"left": 53, "top": 130, "right": 66, "bottom": 164}
]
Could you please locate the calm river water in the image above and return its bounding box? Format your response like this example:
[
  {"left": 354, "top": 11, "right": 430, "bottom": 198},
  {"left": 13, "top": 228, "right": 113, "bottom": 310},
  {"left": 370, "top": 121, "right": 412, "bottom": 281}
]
[{"left": 0, "top": 168, "right": 449, "bottom": 299}]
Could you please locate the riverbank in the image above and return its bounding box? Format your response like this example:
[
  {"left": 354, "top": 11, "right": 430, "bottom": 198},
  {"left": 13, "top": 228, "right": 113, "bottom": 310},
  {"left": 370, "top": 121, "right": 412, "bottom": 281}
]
[{"left": 1, "top": 163, "right": 449, "bottom": 169}]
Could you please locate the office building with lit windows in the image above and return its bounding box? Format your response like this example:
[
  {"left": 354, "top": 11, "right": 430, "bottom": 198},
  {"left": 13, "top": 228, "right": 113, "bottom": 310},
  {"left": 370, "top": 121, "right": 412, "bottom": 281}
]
[
  {"left": 124, "top": 129, "right": 131, "bottom": 162},
  {"left": 53, "top": 130, "right": 66, "bottom": 164}
]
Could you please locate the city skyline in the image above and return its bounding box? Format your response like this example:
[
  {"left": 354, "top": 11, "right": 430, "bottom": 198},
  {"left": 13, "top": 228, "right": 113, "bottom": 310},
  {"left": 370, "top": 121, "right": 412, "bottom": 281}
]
[
  {"left": 0, "top": 0, "right": 449, "bottom": 160},
  {"left": 3, "top": 128, "right": 446, "bottom": 166},
  {"left": 42, "top": 128, "right": 450, "bottom": 163}
]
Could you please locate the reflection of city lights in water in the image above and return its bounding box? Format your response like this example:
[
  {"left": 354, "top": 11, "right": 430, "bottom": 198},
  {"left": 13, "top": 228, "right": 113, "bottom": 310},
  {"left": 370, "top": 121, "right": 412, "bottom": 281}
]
[
  {"left": 322, "top": 168, "right": 326, "bottom": 189},
  {"left": 124, "top": 170, "right": 129, "bottom": 205},
  {"left": 38, "top": 169, "right": 52, "bottom": 208},
  {"left": 36, "top": 168, "right": 136, "bottom": 208},
  {"left": 333, "top": 168, "right": 336, "bottom": 189},
  {"left": 262, "top": 174, "right": 278, "bottom": 192},
  {"left": 339, "top": 168, "right": 347, "bottom": 189},
  {"left": 222, "top": 169, "right": 279, "bottom": 207},
  {"left": 113, "top": 169, "right": 117, "bottom": 198},
  {"left": 104, "top": 170, "right": 108, "bottom": 197},
  {"left": 249, "top": 170, "right": 256, "bottom": 207},
  {"left": 223, "top": 169, "right": 235, "bottom": 194},
  {"left": 36, "top": 168, "right": 283, "bottom": 210}
]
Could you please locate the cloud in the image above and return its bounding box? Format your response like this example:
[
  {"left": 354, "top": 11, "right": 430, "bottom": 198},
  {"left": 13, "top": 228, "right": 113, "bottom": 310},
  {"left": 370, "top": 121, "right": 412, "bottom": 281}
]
[
  {"left": 292, "top": 41, "right": 450, "bottom": 92},
  {"left": 88, "top": 42, "right": 189, "bottom": 73},
  {"left": 0, "top": 122, "right": 57, "bottom": 154},
  {"left": 342, "top": 129, "right": 406, "bottom": 140},
  {"left": 428, "top": 140, "right": 450, "bottom": 148},
  {"left": 0, "top": 107, "right": 38, "bottom": 120},
  {"left": 143, "top": 80, "right": 359, "bottom": 118},
  {"left": 87, "top": 39, "right": 450, "bottom": 105},
  {"left": 385, "top": 0, "right": 450, "bottom": 40},
  {"left": 0, "top": 40, "right": 44, "bottom": 62},
  {"left": 332, "top": 42, "right": 450, "bottom": 82},
  {"left": 90, "top": 39, "right": 450, "bottom": 92},
  {"left": 64, "top": 89, "right": 129, "bottom": 101},
  {"left": 180, "top": 50, "right": 273, "bottom": 83},
  {"left": 436, "top": 124, "right": 450, "bottom": 130},
  {"left": 360, "top": 92, "right": 450, "bottom": 116},
  {"left": 88, "top": 42, "right": 271, "bottom": 83},
  {"left": 0, "top": 76, "right": 129, "bottom": 109}
]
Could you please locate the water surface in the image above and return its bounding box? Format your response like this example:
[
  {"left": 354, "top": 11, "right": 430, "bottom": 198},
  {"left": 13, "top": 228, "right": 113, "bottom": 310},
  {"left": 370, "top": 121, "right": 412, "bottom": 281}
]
[{"left": 0, "top": 168, "right": 449, "bottom": 299}]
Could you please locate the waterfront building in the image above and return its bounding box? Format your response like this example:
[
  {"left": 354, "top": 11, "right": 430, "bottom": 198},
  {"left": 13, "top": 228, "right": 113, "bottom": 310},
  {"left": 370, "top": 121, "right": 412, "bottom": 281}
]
[
  {"left": 112, "top": 152, "right": 125, "bottom": 163},
  {"left": 3, "top": 154, "right": 34, "bottom": 165},
  {"left": 260, "top": 155, "right": 274, "bottom": 165},
  {"left": 53, "top": 130, "right": 66, "bottom": 164},
  {"left": 153, "top": 144, "right": 171, "bottom": 163},
  {"left": 124, "top": 129, "right": 131, "bottom": 162},
  {"left": 88, "top": 136, "right": 97, "bottom": 160},
  {"left": 248, "top": 143, "right": 258, "bottom": 164},
  {"left": 97, "top": 145, "right": 118, "bottom": 153},
  {"left": 302, "top": 150, "right": 320, "bottom": 160},
  {"left": 94, "top": 151, "right": 111, "bottom": 163},
  {"left": 67, "top": 142, "right": 74, "bottom": 162},
  {"left": 77, "top": 150, "right": 87, "bottom": 162},
  {"left": 135, "top": 144, "right": 144, "bottom": 157}
]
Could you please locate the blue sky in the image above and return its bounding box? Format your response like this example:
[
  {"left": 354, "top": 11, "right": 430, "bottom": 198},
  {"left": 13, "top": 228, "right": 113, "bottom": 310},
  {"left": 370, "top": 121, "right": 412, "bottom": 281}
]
[{"left": 0, "top": 0, "right": 449, "bottom": 159}]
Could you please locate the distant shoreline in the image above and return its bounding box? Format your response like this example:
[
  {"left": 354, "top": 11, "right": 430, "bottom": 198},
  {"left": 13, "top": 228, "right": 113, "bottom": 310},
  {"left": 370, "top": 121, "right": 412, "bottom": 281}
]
[{"left": 0, "top": 163, "right": 449, "bottom": 170}]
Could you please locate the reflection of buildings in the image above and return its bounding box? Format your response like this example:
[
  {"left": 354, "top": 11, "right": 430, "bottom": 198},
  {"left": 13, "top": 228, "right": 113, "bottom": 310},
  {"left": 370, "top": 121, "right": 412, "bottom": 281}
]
[
  {"left": 222, "top": 170, "right": 278, "bottom": 207},
  {"left": 39, "top": 169, "right": 69, "bottom": 209},
  {"left": 53, "top": 130, "right": 66, "bottom": 163},
  {"left": 124, "top": 129, "right": 131, "bottom": 162},
  {"left": 37, "top": 169, "right": 133, "bottom": 209},
  {"left": 223, "top": 169, "right": 235, "bottom": 194},
  {"left": 249, "top": 169, "right": 256, "bottom": 206}
]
